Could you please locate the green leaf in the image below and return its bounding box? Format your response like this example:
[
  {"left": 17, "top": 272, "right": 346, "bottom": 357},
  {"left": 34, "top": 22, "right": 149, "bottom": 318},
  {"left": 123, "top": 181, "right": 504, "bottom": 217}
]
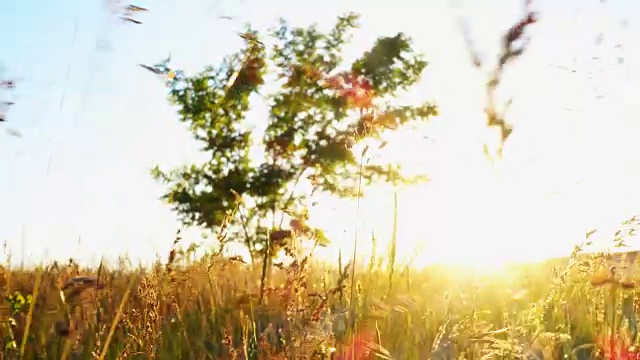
[{"left": 152, "top": 13, "right": 437, "bottom": 258}]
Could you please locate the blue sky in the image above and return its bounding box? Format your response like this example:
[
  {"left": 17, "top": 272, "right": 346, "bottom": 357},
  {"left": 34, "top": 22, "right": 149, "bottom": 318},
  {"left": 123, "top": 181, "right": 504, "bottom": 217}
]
[{"left": 2, "top": 0, "right": 640, "bottom": 268}]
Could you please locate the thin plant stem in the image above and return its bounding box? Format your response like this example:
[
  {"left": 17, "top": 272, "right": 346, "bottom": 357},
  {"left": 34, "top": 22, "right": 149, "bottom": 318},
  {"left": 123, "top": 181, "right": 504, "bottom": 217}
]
[
  {"left": 19, "top": 268, "right": 42, "bottom": 358},
  {"left": 98, "top": 272, "right": 138, "bottom": 360},
  {"left": 348, "top": 143, "right": 366, "bottom": 360}
]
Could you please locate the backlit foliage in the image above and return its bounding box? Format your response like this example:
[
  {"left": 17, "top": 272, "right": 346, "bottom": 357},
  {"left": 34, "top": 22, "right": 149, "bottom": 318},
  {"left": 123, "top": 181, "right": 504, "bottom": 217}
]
[{"left": 151, "top": 13, "right": 438, "bottom": 256}]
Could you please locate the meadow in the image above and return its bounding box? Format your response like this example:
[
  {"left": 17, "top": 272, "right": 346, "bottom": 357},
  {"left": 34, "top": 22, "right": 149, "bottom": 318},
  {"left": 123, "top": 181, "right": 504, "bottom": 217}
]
[
  {"left": 2, "top": 2, "right": 636, "bottom": 359},
  {"left": 0, "top": 223, "right": 638, "bottom": 360}
]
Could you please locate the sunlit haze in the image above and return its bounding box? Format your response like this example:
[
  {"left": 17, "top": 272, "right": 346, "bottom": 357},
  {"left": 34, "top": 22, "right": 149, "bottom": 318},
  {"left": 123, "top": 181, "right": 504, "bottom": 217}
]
[{"left": 1, "top": 0, "right": 640, "bottom": 269}]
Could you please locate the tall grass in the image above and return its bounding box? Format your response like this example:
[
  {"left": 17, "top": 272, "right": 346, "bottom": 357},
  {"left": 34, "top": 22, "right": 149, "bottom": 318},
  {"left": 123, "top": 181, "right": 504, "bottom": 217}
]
[
  {"left": 0, "top": 4, "right": 631, "bottom": 358},
  {"left": 0, "top": 214, "right": 638, "bottom": 359}
]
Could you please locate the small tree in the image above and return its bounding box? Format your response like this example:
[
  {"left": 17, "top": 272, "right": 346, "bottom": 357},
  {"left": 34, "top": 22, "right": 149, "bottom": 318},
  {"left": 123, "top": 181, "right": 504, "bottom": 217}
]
[{"left": 151, "top": 13, "right": 438, "bottom": 262}]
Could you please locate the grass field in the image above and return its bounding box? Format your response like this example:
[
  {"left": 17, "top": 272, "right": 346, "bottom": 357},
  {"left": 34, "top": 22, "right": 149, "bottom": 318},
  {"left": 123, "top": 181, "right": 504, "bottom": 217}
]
[
  {"left": 0, "top": 229, "right": 638, "bottom": 360},
  {"left": 2, "top": 1, "right": 636, "bottom": 359}
]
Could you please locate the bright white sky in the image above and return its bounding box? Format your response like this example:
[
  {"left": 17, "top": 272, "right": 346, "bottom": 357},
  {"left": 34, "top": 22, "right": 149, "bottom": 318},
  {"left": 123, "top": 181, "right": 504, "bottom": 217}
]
[{"left": 1, "top": 0, "right": 640, "bottom": 269}]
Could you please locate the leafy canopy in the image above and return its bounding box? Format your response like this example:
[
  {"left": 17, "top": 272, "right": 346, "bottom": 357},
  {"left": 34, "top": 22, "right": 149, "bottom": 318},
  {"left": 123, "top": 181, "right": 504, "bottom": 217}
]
[{"left": 151, "top": 13, "right": 438, "bottom": 253}]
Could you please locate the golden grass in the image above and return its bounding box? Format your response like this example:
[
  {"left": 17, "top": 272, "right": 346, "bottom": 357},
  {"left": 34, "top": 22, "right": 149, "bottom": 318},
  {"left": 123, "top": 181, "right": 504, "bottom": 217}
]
[{"left": 0, "top": 236, "right": 637, "bottom": 359}]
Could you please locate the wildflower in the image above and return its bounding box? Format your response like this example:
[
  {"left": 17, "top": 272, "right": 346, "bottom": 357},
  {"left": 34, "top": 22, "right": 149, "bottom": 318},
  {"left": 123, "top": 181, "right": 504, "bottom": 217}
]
[
  {"left": 337, "top": 331, "right": 376, "bottom": 360},
  {"left": 340, "top": 86, "right": 372, "bottom": 110},
  {"left": 597, "top": 334, "right": 640, "bottom": 359},
  {"left": 325, "top": 75, "right": 344, "bottom": 89},
  {"left": 323, "top": 72, "right": 374, "bottom": 112}
]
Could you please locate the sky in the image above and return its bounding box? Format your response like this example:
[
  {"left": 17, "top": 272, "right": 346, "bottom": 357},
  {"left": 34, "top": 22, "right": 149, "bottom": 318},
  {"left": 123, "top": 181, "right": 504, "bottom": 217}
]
[{"left": 1, "top": 0, "right": 640, "bottom": 269}]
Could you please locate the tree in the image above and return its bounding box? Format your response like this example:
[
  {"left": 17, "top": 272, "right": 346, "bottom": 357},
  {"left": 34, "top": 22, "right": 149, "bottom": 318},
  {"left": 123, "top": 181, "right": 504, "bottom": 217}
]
[{"left": 151, "top": 13, "right": 438, "bottom": 261}]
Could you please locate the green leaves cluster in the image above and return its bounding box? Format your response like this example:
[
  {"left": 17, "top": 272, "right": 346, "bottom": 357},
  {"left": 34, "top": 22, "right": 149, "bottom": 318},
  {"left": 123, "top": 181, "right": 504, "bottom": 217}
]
[{"left": 152, "top": 13, "right": 438, "bottom": 252}]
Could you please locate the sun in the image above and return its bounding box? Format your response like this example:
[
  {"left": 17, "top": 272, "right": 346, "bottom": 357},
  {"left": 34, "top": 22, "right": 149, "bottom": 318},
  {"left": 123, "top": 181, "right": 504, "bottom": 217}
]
[
  {"left": 308, "top": 0, "right": 613, "bottom": 271},
  {"left": 349, "top": 103, "right": 573, "bottom": 271},
  {"left": 312, "top": 125, "right": 546, "bottom": 272}
]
